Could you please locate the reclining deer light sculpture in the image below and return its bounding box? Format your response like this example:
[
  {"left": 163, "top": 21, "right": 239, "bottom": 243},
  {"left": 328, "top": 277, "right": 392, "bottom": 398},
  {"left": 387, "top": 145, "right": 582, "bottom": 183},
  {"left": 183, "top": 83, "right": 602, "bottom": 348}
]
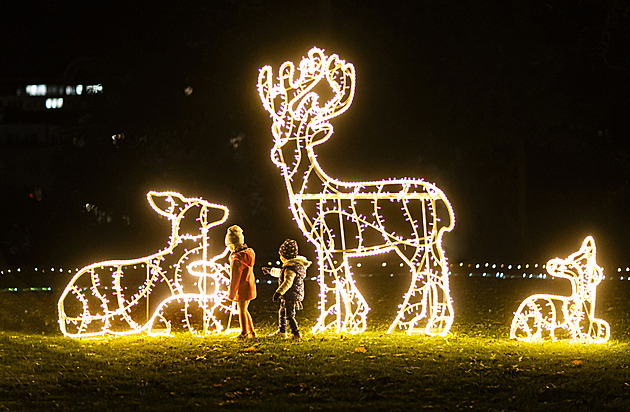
[
  {"left": 510, "top": 236, "right": 610, "bottom": 343},
  {"left": 58, "top": 191, "right": 238, "bottom": 337},
  {"left": 257, "top": 47, "right": 456, "bottom": 335}
]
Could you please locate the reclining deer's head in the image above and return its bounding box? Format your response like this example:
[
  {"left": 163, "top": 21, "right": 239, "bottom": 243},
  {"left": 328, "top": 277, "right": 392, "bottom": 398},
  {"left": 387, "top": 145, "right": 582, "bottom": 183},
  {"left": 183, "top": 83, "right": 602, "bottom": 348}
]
[
  {"left": 257, "top": 47, "right": 356, "bottom": 175},
  {"left": 545, "top": 236, "right": 603, "bottom": 297},
  {"left": 147, "top": 191, "right": 229, "bottom": 242}
]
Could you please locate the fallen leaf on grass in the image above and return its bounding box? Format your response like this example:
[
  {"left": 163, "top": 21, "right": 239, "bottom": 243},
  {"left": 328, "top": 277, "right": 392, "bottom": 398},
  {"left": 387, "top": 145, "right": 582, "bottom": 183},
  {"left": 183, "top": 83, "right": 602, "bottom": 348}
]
[
  {"left": 354, "top": 346, "right": 367, "bottom": 353},
  {"left": 571, "top": 360, "right": 584, "bottom": 366},
  {"left": 242, "top": 346, "right": 258, "bottom": 352}
]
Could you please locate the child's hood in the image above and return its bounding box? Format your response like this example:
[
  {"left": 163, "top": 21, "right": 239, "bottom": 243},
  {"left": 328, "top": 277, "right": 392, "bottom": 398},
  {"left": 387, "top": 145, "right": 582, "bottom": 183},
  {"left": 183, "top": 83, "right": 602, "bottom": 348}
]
[{"left": 284, "top": 255, "right": 312, "bottom": 269}]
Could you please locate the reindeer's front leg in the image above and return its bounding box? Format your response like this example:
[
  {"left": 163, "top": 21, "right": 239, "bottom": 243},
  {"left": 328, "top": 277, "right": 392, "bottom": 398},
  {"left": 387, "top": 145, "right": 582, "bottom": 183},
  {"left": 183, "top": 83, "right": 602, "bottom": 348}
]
[
  {"left": 312, "top": 251, "right": 369, "bottom": 334},
  {"left": 312, "top": 249, "right": 343, "bottom": 333}
]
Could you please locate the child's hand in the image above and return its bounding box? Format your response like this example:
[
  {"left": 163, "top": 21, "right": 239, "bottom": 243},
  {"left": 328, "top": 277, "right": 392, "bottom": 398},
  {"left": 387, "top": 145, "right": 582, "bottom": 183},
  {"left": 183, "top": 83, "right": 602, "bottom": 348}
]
[
  {"left": 272, "top": 292, "right": 282, "bottom": 302},
  {"left": 262, "top": 267, "right": 272, "bottom": 275}
]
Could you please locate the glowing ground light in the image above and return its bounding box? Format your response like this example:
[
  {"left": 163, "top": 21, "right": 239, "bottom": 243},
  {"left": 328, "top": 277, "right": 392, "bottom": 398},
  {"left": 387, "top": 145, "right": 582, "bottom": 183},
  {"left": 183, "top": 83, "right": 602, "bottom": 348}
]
[
  {"left": 58, "top": 191, "right": 238, "bottom": 337},
  {"left": 510, "top": 236, "right": 610, "bottom": 343},
  {"left": 257, "top": 47, "right": 455, "bottom": 335}
]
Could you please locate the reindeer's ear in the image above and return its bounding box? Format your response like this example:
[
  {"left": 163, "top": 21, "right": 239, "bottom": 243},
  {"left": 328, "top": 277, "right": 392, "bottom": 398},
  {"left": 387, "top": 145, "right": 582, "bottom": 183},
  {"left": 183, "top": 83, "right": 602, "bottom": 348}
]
[
  {"left": 310, "top": 121, "right": 333, "bottom": 147},
  {"left": 147, "top": 191, "right": 186, "bottom": 219}
]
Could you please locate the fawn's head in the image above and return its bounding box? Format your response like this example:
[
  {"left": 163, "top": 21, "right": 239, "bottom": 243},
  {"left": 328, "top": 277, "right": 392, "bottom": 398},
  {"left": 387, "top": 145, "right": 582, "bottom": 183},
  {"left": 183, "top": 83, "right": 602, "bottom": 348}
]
[
  {"left": 545, "top": 236, "right": 603, "bottom": 292},
  {"left": 258, "top": 47, "right": 356, "bottom": 175},
  {"left": 147, "top": 191, "right": 229, "bottom": 241}
]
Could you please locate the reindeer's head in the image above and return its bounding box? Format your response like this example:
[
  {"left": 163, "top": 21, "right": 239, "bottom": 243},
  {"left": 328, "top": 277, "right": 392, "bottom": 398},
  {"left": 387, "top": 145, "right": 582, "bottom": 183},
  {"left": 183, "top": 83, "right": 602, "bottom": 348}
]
[
  {"left": 257, "top": 47, "right": 356, "bottom": 177},
  {"left": 545, "top": 236, "right": 603, "bottom": 296},
  {"left": 147, "top": 191, "right": 229, "bottom": 241}
]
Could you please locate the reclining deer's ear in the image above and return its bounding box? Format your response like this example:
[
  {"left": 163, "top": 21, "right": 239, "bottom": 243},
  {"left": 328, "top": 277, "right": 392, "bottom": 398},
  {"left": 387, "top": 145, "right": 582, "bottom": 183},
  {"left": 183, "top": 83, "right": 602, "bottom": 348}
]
[
  {"left": 201, "top": 203, "right": 230, "bottom": 228},
  {"left": 147, "top": 191, "right": 186, "bottom": 220}
]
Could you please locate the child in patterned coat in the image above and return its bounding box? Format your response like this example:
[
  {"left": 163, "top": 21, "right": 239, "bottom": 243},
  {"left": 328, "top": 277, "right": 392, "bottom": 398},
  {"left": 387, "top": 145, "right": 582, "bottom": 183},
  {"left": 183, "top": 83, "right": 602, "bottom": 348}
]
[{"left": 262, "top": 239, "right": 311, "bottom": 339}]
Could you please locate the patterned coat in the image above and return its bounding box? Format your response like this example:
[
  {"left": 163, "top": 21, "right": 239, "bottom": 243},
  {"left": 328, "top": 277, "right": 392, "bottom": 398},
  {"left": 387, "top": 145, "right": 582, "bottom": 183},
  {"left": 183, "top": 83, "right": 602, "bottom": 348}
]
[
  {"left": 228, "top": 246, "right": 257, "bottom": 301},
  {"left": 277, "top": 256, "right": 310, "bottom": 302}
]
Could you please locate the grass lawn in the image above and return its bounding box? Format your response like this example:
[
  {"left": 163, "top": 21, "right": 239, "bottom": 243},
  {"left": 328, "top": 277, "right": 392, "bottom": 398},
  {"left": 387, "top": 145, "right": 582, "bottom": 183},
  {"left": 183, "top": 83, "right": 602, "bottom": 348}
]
[{"left": 1, "top": 272, "right": 630, "bottom": 411}]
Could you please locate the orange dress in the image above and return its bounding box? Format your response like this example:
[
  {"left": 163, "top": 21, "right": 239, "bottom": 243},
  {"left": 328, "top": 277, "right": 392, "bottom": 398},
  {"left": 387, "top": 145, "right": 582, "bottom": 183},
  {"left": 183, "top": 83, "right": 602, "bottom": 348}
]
[{"left": 228, "top": 247, "right": 257, "bottom": 301}]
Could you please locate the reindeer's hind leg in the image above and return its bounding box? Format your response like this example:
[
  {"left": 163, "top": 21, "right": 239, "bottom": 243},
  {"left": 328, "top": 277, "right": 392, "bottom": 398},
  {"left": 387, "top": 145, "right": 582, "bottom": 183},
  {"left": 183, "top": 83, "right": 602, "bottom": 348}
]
[{"left": 388, "top": 246, "right": 453, "bottom": 336}]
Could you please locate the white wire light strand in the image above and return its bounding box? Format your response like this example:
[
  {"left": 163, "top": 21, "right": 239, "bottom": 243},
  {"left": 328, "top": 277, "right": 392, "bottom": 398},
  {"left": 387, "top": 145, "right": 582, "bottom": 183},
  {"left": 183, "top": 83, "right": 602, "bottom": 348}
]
[
  {"left": 58, "top": 191, "right": 238, "bottom": 337},
  {"left": 258, "top": 47, "right": 456, "bottom": 335},
  {"left": 510, "top": 236, "right": 610, "bottom": 343}
]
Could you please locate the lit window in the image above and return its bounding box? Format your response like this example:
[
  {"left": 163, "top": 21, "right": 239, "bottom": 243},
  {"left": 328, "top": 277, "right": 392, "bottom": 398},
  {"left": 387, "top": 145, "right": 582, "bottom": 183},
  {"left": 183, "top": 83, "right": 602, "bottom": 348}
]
[
  {"left": 45, "top": 98, "right": 63, "bottom": 109},
  {"left": 26, "top": 84, "right": 47, "bottom": 96}
]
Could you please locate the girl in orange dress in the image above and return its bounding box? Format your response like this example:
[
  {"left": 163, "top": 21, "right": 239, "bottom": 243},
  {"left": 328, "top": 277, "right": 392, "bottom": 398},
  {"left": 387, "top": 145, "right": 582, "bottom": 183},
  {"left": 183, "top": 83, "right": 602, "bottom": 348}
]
[{"left": 225, "top": 225, "right": 257, "bottom": 339}]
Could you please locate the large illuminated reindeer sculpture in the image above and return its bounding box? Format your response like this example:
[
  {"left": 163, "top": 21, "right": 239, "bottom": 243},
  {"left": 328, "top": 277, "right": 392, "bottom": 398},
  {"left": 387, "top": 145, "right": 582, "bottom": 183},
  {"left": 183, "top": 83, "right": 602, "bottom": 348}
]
[
  {"left": 510, "top": 236, "right": 610, "bottom": 343},
  {"left": 257, "top": 47, "right": 456, "bottom": 335},
  {"left": 58, "top": 191, "right": 237, "bottom": 337}
]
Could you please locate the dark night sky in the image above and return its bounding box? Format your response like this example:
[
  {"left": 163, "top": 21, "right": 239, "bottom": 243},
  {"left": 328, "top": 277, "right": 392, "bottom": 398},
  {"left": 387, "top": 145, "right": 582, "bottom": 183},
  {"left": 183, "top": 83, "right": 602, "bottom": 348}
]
[{"left": 2, "top": 1, "right": 630, "bottom": 268}]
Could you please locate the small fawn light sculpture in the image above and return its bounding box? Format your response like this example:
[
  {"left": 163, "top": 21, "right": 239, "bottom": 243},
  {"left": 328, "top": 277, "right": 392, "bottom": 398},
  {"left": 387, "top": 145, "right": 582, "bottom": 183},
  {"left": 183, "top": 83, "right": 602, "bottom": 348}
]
[
  {"left": 257, "top": 47, "right": 456, "bottom": 335},
  {"left": 58, "top": 191, "right": 238, "bottom": 337},
  {"left": 510, "top": 236, "right": 610, "bottom": 343}
]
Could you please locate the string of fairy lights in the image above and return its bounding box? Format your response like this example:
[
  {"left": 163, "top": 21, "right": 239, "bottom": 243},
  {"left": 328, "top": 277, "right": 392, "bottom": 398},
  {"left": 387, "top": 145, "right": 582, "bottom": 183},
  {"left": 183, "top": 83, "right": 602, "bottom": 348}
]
[
  {"left": 5, "top": 261, "right": 630, "bottom": 280},
  {"left": 510, "top": 236, "right": 610, "bottom": 343},
  {"left": 258, "top": 46, "right": 456, "bottom": 336},
  {"left": 56, "top": 191, "right": 239, "bottom": 337}
]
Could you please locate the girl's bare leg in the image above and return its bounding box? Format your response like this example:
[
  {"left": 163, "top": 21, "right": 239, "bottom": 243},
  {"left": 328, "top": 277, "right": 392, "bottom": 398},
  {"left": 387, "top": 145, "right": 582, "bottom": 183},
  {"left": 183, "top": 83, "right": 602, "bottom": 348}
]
[{"left": 237, "top": 300, "right": 255, "bottom": 337}]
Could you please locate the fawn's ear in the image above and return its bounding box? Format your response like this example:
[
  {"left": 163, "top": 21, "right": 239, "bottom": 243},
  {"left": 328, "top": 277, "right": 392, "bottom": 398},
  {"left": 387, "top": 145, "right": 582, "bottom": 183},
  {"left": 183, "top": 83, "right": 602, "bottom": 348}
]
[
  {"left": 578, "top": 236, "right": 596, "bottom": 259},
  {"left": 567, "top": 236, "right": 597, "bottom": 270},
  {"left": 147, "top": 191, "right": 187, "bottom": 220}
]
